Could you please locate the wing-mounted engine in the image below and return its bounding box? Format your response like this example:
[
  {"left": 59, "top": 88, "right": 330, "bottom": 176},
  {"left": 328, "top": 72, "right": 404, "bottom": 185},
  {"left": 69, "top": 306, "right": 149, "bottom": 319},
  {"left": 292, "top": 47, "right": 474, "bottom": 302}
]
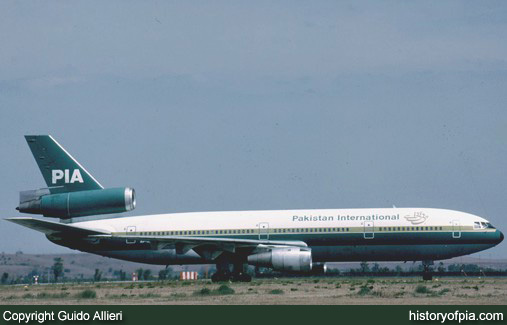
[
  {"left": 247, "top": 247, "right": 312, "bottom": 272},
  {"left": 17, "top": 187, "right": 136, "bottom": 219}
]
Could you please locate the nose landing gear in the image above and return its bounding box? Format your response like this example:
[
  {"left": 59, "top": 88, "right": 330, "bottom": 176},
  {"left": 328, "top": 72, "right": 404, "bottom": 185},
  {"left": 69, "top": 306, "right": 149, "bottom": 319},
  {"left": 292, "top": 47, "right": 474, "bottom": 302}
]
[{"left": 422, "top": 260, "right": 434, "bottom": 281}]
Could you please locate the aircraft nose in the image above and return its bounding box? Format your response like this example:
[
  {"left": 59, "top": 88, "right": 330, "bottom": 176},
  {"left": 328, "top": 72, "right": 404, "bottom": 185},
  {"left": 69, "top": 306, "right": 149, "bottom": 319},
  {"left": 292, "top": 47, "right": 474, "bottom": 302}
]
[{"left": 499, "top": 231, "right": 504, "bottom": 244}]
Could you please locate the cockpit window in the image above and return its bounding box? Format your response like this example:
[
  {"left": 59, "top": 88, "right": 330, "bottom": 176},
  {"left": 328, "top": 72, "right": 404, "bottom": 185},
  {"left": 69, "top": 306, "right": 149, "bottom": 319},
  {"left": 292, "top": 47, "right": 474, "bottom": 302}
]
[
  {"left": 475, "top": 221, "right": 496, "bottom": 229},
  {"left": 474, "top": 221, "right": 495, "bottom": 229}
]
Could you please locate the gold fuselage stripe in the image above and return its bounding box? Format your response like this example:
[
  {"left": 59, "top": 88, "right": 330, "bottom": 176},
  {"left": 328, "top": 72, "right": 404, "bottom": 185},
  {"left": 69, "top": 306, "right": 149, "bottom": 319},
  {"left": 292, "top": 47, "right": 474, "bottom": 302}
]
[{"left": 114, "top": 225, "right": 496, "bottom": 236}]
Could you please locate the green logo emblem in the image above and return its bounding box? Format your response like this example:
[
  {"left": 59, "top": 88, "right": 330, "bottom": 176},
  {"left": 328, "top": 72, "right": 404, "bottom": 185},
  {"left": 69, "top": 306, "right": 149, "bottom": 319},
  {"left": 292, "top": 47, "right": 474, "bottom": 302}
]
[{"left": 404, "top": 212, "right": 428, "bottom": 224}]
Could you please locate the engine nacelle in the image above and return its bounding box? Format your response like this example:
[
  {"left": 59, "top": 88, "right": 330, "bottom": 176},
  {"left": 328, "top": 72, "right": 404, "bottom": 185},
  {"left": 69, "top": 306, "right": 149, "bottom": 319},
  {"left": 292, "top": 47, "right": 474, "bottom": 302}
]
[
  {"left": 17, "top": 187, "right": 136, "bottom": 219},
  {"left": 247, "top": 247, "right": 312, "bottom": 272}
]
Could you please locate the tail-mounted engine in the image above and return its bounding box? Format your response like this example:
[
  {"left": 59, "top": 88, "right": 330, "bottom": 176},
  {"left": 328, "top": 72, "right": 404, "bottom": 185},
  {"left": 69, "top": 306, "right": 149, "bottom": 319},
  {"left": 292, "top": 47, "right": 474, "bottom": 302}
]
[
  {"left": 247, "top": 247, "right": 312, "bottom": 272},
  {"left": 17, "top": 187, "right": 136, "bottom": 219}
]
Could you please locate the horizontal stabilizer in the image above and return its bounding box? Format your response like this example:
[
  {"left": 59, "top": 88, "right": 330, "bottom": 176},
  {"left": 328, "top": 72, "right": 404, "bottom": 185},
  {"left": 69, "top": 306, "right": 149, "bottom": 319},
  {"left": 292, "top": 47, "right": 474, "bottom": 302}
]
[{"left": 6, "top": 217, "right": 108, "bottom": 236}]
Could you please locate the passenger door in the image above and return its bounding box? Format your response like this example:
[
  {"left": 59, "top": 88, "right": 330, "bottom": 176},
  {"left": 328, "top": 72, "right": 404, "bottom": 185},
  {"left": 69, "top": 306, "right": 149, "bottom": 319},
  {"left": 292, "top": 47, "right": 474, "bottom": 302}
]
[
  {"left": 364, "top": 221, "right": 374, "bottom": 239},
  {"left": 452, "top": 220, "right": 461, "bottom": 238},
  {"left": 126, "top": 226, "right": 136, "bottom": 244},
  {"left": 258, "top": 222, "right": 269, "bottom": 240}
]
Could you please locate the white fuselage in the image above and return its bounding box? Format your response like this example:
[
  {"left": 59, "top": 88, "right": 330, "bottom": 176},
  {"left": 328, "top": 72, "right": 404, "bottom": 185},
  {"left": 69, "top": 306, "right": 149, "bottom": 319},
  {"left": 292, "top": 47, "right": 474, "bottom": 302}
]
[
  {"left": 73, "top": 208, "right": 486, "bottom": 236},
  {"left": 52, "top": 207, "right": 502, "bottom": 266}
]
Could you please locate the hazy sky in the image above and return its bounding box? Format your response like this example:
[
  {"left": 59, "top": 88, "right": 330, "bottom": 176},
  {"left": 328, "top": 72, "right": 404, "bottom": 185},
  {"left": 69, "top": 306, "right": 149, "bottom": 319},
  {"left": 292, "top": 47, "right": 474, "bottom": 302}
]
[{"left": 1, "top": 1, "right": 506, "bottom": 258}]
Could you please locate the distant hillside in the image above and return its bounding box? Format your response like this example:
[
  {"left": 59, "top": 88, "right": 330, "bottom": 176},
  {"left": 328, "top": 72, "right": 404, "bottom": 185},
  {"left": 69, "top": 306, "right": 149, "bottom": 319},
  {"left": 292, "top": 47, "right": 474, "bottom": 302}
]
[
  {"left": 327, "top": 257, "right": 507, "bottom": 272},
  {"left": 0, "top": 252, "right": 211, "bottom": 281},
  {"left": 1, "top": 252, "right": 506, "bottom": 282}
]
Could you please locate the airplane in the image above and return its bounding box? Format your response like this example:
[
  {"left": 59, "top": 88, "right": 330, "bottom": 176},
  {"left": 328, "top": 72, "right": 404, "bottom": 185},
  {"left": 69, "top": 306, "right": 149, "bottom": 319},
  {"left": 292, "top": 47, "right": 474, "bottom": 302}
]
[{"left": 6, "top": 135, "right": 504, "bottom": 282}]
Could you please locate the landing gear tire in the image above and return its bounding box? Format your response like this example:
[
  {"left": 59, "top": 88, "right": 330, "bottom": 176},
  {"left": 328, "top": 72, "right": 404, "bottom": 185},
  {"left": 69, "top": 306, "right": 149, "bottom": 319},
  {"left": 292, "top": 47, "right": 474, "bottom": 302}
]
[
  {"left": 231, "top": 273, "right": 252, "bottom": 282},
  {"left": 211, "top": 272, "right": 251, "bottom": 282},
  {"left": 212, "top": 260, "right": 252, "bottom": 282},
  {"left": 212, "top": 260, "right": 233, "bottom": 282},
  {"left": 211, "top": 272, "right": 231, "bottom": 283},
  {"left": 422, "top": 260, "right": 434, "bottom": 281},
  {"left": 422, "top": 272, "right": 433, "bottom": 281}
]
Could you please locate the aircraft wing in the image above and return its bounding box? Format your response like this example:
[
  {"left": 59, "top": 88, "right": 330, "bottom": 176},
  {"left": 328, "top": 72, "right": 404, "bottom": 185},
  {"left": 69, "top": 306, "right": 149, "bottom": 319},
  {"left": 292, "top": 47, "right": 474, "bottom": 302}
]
[
  {"left": 7, "top": 217, "right": 308, "bottom": 260},
  {"left": 92, "top": 234, "right": 308, "bottom": 259},
  {"left": 6, "top": 217, "right": 108, "bottom": 237}
]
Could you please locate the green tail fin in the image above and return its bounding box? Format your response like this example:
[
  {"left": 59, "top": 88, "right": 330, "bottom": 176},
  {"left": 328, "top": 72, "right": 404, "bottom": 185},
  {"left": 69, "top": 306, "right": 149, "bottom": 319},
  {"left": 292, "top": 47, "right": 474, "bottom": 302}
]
[{"left": 25, "top": 135, "right": 103, "bottom": 193}]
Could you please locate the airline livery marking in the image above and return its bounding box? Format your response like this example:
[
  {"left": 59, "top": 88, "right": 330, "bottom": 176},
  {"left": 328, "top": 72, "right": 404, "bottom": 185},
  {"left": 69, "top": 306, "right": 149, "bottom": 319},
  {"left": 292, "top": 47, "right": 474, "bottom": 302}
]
[
  {"left": 292, "top": 214, "right": 400, "bottom": 222},
  {"left": 51, "top": 169, "right": 84, "bottom": 184},
  {"left": 404, "top": 212, "right": 429, "bottom": 224}
]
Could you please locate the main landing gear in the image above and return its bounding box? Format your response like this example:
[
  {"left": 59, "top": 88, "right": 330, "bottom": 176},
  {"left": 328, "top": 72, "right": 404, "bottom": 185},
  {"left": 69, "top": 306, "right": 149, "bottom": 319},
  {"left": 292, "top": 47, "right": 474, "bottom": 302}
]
[
  {"left": 422, "top": 260, "right": 434, "bottom": 281},
  {"left": 211, "top": 260, "right": 252, "bottom": 282}
]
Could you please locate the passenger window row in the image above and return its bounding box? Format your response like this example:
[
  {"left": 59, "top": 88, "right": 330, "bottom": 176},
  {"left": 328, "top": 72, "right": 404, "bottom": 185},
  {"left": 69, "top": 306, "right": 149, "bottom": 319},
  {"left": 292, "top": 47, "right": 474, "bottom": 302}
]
[
  {"left": 138, "top": 227, "right": 352, "bottom": 236},
  {"left": 136, "top": 226, "right": 457, "bottom": 236},
  {"left": 379, "top": 226, "right": 443, "bottom": 231}
]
